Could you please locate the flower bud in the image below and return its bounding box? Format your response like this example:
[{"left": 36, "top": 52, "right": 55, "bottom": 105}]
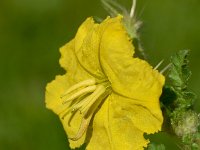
[{"left": 172, "top": 110, "right": 200, "bottom": 137}]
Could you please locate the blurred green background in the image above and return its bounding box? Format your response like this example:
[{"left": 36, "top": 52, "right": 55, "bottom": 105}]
[{"left": 0, "top": 0, "right": 199, "bottom": 149}]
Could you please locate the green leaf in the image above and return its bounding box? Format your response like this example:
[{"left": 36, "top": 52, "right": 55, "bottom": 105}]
[{"left": 168, "top": 49, "right": 191, "bottom": 91}]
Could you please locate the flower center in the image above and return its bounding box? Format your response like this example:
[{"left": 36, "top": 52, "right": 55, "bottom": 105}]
[{"left": 60, "top": 78, "right": 111, "bottom": 141}]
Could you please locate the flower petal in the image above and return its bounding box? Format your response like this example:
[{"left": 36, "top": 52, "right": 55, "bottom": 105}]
[
  {"left": 59, "top": 40, "right": 76, "bottom": 73},
  {"left": 45, "top": 75, "right": 87, "bottom": 148},
  {"left": 45, "top": 75, "right": 71, "bottom": 115},
  {"left": 86, "top": 99, "right": 112, "bottom": 150},
  {"left": 87, "top": 94, "right": 156, "bottom": 150},
  {"left": 74, "top": 18, "right": 105, "bottom": 79},
  {"left": 74, "top": 17, "right": 94, "bottom": 52},
  {"left": 46, "top": 40, "right": 94, "bottom": 148},
  {"left": 110, "top": 93, "right": 163, "bottom": 134},
  {"left": 59, "top": 39, "right": 90, "bottom": 79},
  {"left": 100, "top": 16, "right": 165, "bottom": 102}
]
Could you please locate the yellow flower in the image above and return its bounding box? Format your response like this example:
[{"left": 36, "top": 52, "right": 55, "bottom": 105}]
[{"left": 45, "top": 15, "right": 165, "bottom": 150}]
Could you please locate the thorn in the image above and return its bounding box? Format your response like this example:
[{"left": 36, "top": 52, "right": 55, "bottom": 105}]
[
  {"left": 160, "top": 63, "right": 172, "bottom": 74},
  {"left": 154, "top": 59, "right": 164, "bottom": 70},
  {"left": 130, "top": 0, "right": 136, "bottom": 18}
]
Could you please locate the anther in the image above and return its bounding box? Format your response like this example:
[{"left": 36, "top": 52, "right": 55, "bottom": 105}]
[
  {"left": 60, "top": 79, "right": 96, "bottom": 98},
  {"left": 62, "top": 85, "right": 97, "bottom": 105}
]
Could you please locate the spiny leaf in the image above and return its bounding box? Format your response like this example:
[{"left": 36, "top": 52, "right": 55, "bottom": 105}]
[
  {"left": 167, "top": 50, "right": 195, "bottom": 109},
  {"left": 164, "top": 50, "right": 199, "bottom": 149},
  {"left": 168, "top": 49, "right": 191, "bottom": 91}
]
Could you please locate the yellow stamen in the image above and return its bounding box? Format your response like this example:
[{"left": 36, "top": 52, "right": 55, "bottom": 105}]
[
  {"left": 60, "top": 79, "right": 96, "bottom": 98},
  {"left": 80, "top": 85, "right": 106, "bottom": 114},
  {"left": 60, "top": 108, "right": 71, "bottom": 120},
  {"left": 68, "top": 86, "right": 107, "bottom": 141},
  {"left": 62, "top": 85, "right": 97, "bottom": 105},
  {"left": 65, "top": 84, "right": 109, "bottom": 141},
  {"left": 71, "top": 96, "right": 92, "bottom": 112}
]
